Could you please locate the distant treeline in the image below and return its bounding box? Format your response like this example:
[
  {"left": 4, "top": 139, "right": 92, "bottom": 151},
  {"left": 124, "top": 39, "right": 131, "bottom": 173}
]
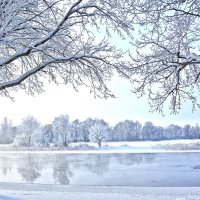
[{"left": 0, "top": 115, "right": 199, "bottom": 147}]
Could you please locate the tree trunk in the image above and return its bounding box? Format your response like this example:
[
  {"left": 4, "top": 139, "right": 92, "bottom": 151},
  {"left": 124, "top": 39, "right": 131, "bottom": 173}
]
[{"left": 98, "top": 140, "right": 101, "bottom": 147}]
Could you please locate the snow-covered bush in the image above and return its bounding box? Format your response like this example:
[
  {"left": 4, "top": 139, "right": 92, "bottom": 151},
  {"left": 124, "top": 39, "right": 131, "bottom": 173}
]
[{"left": 154, "top": 142, "right": 200, "bottom": 150}]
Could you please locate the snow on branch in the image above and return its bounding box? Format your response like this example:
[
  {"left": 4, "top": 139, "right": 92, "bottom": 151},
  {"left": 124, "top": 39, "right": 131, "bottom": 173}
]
[
  {"left": 2, "top": 0, "right": 200, "bottom": 113},
  {"left": 0, "top": 0, "right": 134, "bottom": 97},
  {"left": 129, "top": 0, "right": 200, "bottom": 113}
]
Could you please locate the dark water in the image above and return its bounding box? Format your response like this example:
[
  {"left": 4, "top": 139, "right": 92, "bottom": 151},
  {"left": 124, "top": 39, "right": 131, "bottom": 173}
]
[{"left": 0, "top": 153, "right": 200, "bottom": 186}]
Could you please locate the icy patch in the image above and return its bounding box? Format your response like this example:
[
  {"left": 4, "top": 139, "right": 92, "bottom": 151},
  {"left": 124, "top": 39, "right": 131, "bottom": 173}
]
[
  {"left": 1, "top": 185, "right": 200, "bottom": 200},
  {"left": 0, "top": 195, "right": 24, "bottom": 200}
]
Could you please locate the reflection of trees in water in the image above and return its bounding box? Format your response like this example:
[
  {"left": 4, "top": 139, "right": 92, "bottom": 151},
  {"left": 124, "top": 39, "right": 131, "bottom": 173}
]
[
  {"left": 84, "top": 154, "right": 111, "bottom": 176},
  {"left": 53, "top": 155, "right": 73, "bottom": 185},
  {"left": 1, "top": 167, "right": 8, "bottom": 176},
  {"left": 0, "top": 155, "right": 12, "bottom": 176},
  {"left": 18, "top": 154, "right": 42, "bottom": 183},
  {"left": 112, "top": 153, "right": 155, "bottom": 166},
  {"left": 0, "top": 153, "right": 156, "bottom": 185},
  {"left": 0, "top": 153, "right": 75, "bottom": 185}
]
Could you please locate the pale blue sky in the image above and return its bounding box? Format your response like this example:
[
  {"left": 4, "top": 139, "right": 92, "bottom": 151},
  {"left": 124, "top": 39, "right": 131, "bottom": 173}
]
[{"left": 0, "top": 76, "right": 199, "bottom": 127}]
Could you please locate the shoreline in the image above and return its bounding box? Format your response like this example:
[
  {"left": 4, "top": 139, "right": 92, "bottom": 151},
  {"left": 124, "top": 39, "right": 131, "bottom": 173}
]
[
  {"left": 1, "top": 139, "right": 200, "bottom": 153},
  {"left": 0, "top": 149, "right": 200, "bottom": 154}
]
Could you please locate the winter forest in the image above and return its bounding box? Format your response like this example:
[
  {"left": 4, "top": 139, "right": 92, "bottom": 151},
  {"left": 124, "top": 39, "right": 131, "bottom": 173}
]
[{"left": 0, "top": 115, "right": 200, "bottom": 148}]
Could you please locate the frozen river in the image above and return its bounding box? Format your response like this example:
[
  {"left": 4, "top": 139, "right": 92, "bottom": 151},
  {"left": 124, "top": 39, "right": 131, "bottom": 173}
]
[{"left": 0, "top": 152, "right": 200, "bottom": 187}]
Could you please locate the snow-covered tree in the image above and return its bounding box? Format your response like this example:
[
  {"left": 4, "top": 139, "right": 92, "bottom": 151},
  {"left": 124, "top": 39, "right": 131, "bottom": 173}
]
[
  {"left": 0, "top": 117, "right": 13, "bottom": 143},
  {"left": 52, "top": 115, "right": 71, "bottom": 147},
  {"left": 113, "top": 120, "right": 142, "bottom": 141},
  {"left": 33, "top": 125, "right": 52, "bottom": 147},
  {"left": 150, "top": 126, "right": 164, "bottom": 141},
  {"left": 134, "top": 121, "right": 142, "bottom": 141},
  {"left": 113, "top": 122, "right": 126, "bottom": 141},
  {"left": 183, "top": 124, "right": 193, "bottom": 139},
  {"left": 0, "top": 0, "right": 134, "bottom": 99},
  {"left": 71, "top": 119, "right": 81, "bottom": 143},
  {"left": 130, "top": 0, "right": 200, "bottom": 113},
  {"left": 15, "top": 116, "right": 40, "bottom": 147},
  {"left": 142, "top": 122, "right": 156, "bottom": 140},
  {"left": 164, "top": 124, "right": 183, "bottom": 140},
  {"left": 193, "top": 124, "right": 200, "bottom": 139},
  {"left": 80, "top": 118, "right": 97, "bottom": 142},
  {"left": 89, "top": 122, "right": 108, "bottom": 147}
]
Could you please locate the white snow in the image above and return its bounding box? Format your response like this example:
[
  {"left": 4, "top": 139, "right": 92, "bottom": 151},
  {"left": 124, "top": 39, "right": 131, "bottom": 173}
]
[
  {"left": 71, "top": 139, "right": 200, "bottom": 153},
  {"left": 1, "top": 184, "right": 200, "bottom": 200},
  {"left": 186, "top": 52, "right": 200, "bottom": 61},
  {"left": 72, "top": 139, "right": 200, "bottom": 149},
  {"left": 0, "top": 139, "right": 200, "bottom": 153}
]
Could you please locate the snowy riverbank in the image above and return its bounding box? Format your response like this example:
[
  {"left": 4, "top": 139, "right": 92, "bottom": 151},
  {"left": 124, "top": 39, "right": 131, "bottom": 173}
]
[
  {"left": 0, "top": 139, "right": 200, "bottom": 153},
  {"left": 1, "top": 184, "right": 200, "bottom": 200}
]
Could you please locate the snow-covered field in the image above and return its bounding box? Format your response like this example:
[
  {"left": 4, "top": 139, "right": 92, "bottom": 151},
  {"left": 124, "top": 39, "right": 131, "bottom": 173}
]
[
  {"left": 1, "top": 184, "right": 200, "bottom": 200},
  {"left": 102, "top": 139, "right": 200, "bottom": 150},
  {"left": 0, "top": 139, "right": 200, "bottom": 153}
]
